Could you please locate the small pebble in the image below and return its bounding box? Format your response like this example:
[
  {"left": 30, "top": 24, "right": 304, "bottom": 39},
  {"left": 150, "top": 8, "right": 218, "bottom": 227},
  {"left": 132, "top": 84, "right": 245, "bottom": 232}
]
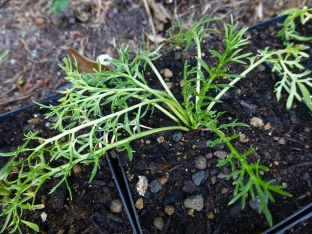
[
  {"left": 182, "top": 180, "right": 201, "bottom": 193},
  {"left": 110, "top": 199, "right": 123, "bottom": 213},
  {"left": 31, "top": 50, "right": 37, "bottom": 58},
  {"left": 10, "top": 59, "right": 16, "bottom": 65},
  {"left": 249, "top": 194, "right": 268, "bottom": 213},
  {"left": 40, "top": 212, "right": 47, "bottom": 222},
  {"left": 187, "top": 209, "right": 194, "bottom": 216},
  {"left": 158, "top": 173, "right": 169, "bottom": 185},
  {"left": 206, "top": 212, "right": 214, "bottom": 219},
  {"left": 229, "top": 201, "right": 243, "bottom": 217},
  {"left": 211, "top": 177, "right": 217, "bottom": 184},
  {"left": 289, "top": 110, "right": 300, "bottom": 125},
  {"left": 209, "top": 168, "right": 218, "bottom": 176},
  {"left": 136, "top": 176, "right": 148, "bottom": 196},
  {"left": 250, "top": 117, "right": 264, "bottom": 127},
  {"left": 213, "top": 150, "right": 227, "bottom": 159},
  {"left": 239, "top": 132, "right": 249, "bottom": 142},
  {"left": 164, "top": 68, "right": 173, "bottom": 78},
  {"left": 48, "top": 116, "right": 58, "bottom": 122},
  {"left": 302, "top": 172, "right": 310, "bottom": 181},
  {"left": 72, "top": 165, "right": 82, "bottom": 178},
  {"left": 157, "top": 135, "right": 164, "bottom": 143},
  {"left": 240, "top": 100, "right": 257, "bottom": 115},
  {"left": 263, "top": 122, "right": 272, "bottom": 131},
  {"left": 166, "top": 82, "right": 174, "bottom": 89},
  {"left": 217, "top": 173, "right": 228, "bottom": 179},
  {"left": 274, "top": 136, "right": 280, "bottom": 141},
  {"left": 184, "top": 195, "right": 204, "bottom": 211},
  {"left": 44, "top": 122, "right": 52, "bottom": 129},
  {"left": 257, "top": 64, "right": 266, "bottom": 71},
  {"left": 165, "top": 205, "right": 175, "bottom": 215},
  {"left": 192, "top": 171, "right": 205, "bottom": 186},
  {"left": 174, "top": 52, "right": 182, "bottom": 60},
  {"left": 154, "top": 217, "right": 165, "bottom": 230},
  {"left": 194, "top": 156, "right": 207, "bottom": 170},
  {"left": 172, "top": 132, "right": 183, "bottom": 142},
  {"left": 150, "top": 179, "right": 162, "bottom": 193},
  {"left": 27, "top": 118, "right": 43, "bottom": 125},
  {"left": 221, "top": 188, "right": 228, "bottom": 194},
  {"left": 278, "top": 138, "right": 286, "bottom": 145},
  {"left": 24, "top": 125, "right": 36, "bottom": 131},
  {"left": 135, "top": 198, "right": 144, "bottom": 210},
  {"left": 205, "top": 152, "right": 213, "bottom": 159}
]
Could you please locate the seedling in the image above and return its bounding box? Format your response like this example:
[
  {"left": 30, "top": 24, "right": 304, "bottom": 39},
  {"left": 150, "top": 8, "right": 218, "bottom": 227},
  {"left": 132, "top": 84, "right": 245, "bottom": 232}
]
[
  {"left": 265, "top": 44, "right": 312, "bottom": 111},
  {"left": 0, "top": 16, "right": 292, "bottom": 232},
  {"left": 0, "top": 50, "right": 9, "bottom": 60},
  {"left": 51, "top": 0, "right": 71, "bottom": 12},
  {"left": 265, "top": 7, "right": 312, "bottom": 111},
  {"left": 277, "top": 6, "right": 312, "bottom": 45}
]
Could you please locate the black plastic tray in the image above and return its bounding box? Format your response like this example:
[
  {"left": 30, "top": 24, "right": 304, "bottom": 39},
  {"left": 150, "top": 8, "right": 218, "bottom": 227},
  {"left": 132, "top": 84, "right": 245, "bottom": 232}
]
[{"left": 264, "top": 202, "right": 312, "bottom": 233}]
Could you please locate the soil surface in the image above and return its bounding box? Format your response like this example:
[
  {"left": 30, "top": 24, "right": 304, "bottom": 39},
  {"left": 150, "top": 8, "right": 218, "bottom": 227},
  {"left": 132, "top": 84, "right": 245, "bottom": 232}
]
[
  {"left": 0, "top": 0, "right": 309, "bottom": 112},
  {"left": 1, "top": 1, "right": 312, "bottom": 234}
]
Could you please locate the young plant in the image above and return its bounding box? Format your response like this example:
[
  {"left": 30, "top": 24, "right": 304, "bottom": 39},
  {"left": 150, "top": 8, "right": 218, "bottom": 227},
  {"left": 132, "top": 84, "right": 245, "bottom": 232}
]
[
  {"left": 51, "top": 0, "right": 71, "bottom": 12},
  {"left": 264, "top": 44, "right": 312, "bottom": 111},
  {"left": 0, "top": 50, "right": 9, "bottom": 60},
  {"left": 277, "top": 6, "right": 312, "bottom": 45},
  {"left": 266, "top": 7, "right": 312, "bottom": 111},
  {"left": 0, "top": 16, "right": 292, "bottom": 232}
]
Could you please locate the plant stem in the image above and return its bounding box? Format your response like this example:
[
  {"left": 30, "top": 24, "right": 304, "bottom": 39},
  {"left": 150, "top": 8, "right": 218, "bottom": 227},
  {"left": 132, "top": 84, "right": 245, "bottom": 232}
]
[
  {"left": 207, "top": 53, "right": 270, "bottom": 111},
  {"left": 194, "top": 33, "right": 202, "bottom": 111}
]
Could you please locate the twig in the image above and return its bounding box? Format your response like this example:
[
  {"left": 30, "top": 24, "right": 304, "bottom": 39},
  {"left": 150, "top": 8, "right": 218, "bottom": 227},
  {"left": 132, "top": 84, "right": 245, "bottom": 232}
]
[
  {"left": 0, "top": 92, "right": 36, "bottom": 106},
  {"left": 163, "top": 164, "right": 182, "bottom": 174},
  {"left": 290, "top": 160, "right": 312, "bottom": 168},
  {"left": 142, "top": 0, "right": 156, "bottom": 40}
]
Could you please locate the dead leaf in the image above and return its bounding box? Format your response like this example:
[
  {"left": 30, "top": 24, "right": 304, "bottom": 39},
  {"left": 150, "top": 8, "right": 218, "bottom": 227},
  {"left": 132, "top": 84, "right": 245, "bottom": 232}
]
[
  {"left": 147, "top": 0, "right": 171, "bottom": 23},
  {"left": 145, "top": 33, "right": 167, "bottom": 44},
  {"left": 61, "top": 46, "right": 110, "bottom": 73},
  {"left": 147, "top": 0, "right": 171, "bottom": 32}
]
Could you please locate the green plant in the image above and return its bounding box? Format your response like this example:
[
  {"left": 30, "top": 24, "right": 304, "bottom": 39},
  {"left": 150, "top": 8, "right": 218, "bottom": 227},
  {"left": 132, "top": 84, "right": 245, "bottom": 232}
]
[
  {"left": 0, "top": 16, "right": 292, "bottom": 232},
  {"left": 51, "top": 0, "right": 71, "bottom": 13},
  {"left": 0, "top": 50, "right": 9, "bottom": 60},
  {"left": 265, "top": 44, "right": 312, "bottom": 111},
  {"left": 277, "top": 6, "right": 312, "bottom": 45},
  {"left": 265, "top": 7, "right": 312, "bottom": 111}
]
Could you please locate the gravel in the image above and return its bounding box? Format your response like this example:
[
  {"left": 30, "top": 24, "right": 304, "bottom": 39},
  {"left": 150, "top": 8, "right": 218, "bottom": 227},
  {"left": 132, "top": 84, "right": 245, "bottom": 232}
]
[
  {"left": 194, "top": 156, "right": 207, "bottom": 170},
  {"left": 184, "top": 194, "right": 204, "bottom": 211},
  {"left": 192, "top": 171, "right": 205, "bottom": 186},
  {"left": 150, "top": 179, "right": 162, "bottom": 193}
]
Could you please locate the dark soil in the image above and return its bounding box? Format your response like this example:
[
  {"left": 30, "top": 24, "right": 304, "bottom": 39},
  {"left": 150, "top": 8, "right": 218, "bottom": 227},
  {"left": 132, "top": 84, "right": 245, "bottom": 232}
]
[{"left": 1, "top": 1, "right": 312, "bottom": 234}]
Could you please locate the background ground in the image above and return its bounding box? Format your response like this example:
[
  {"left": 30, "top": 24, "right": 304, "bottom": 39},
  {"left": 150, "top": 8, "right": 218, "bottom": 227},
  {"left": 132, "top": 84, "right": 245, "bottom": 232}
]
[{"left": 0, "top": 0, "right": 312, "bottom": 113}]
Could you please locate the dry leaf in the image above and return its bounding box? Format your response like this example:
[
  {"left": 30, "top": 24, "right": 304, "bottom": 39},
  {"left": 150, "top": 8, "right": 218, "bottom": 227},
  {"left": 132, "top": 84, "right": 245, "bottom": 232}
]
[
  {"left": 147, "top": 0, "right": 171, "bottom": 32},
  {"left": 61, "top": 46, "right": 110, "bottom": 73},
  {"left": 145, "top": 33, "right": 167, "bottom": 44}
]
